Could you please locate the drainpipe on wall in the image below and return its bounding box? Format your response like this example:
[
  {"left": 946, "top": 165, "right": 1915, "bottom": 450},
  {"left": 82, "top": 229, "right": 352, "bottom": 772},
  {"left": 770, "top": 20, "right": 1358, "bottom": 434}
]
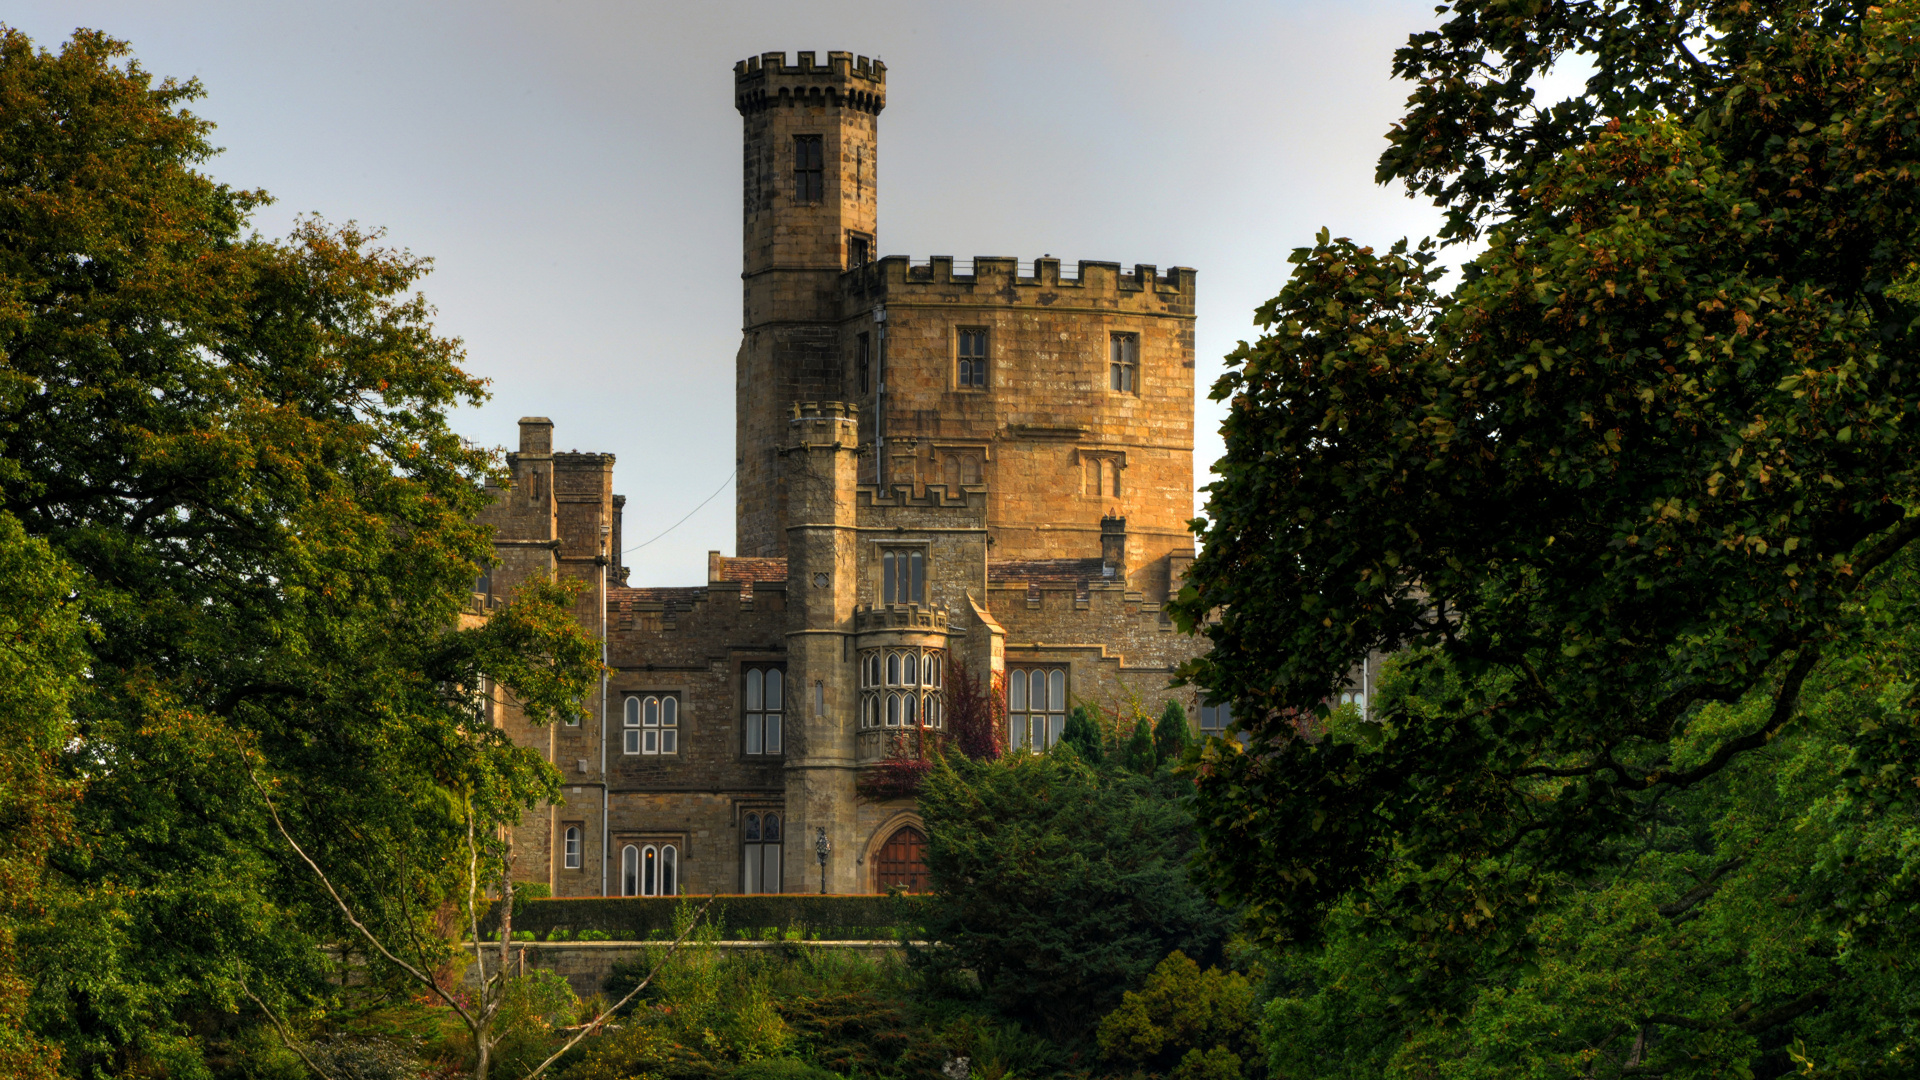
[
  {"left": 873, "top": 305, "right": 886, "bottom": 484},
  {"left": 599, "top": 532, "right": 610, "bottom": 898}
]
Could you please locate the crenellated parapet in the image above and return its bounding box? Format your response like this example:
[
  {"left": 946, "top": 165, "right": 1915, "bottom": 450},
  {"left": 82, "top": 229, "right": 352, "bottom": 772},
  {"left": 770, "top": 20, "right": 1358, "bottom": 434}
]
[
  {"left": 854, "top": 604, "right": 950, "bottom": 633},
  {"left": 735, "top": 51, "right": 886, "bottom": 115},
  {"left": 845, "top": 255, "right": 1195, "bottom": 316}
]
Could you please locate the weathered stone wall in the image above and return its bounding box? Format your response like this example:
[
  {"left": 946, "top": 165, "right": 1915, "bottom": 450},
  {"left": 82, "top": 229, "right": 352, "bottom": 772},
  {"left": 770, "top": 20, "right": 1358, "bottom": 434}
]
[
  {"left": 840, "top": 257, "right": 1197, "bottom": 595},
  {"left": 735, "top": 51, "right": 886, "bottom": 559}
]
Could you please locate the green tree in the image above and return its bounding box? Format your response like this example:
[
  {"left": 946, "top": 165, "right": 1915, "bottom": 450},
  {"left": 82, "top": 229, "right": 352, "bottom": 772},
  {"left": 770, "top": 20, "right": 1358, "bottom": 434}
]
[
  {"left": 1096, "top": 951, "right": 1255, "bottom": 1078},
  {"left": 1153, "top": 700, "right": 1191, "bottom": 765},
  {"left": 914, "top": 752, "right": 1230, "bottom": 1040},
  {"left": 0, "top": 515, "right": 85, "bottom": 1080},
  {"left": 1123, "top": 718, "right": 1157, "bottom": 774},
  {"left": 1171, "top": 2, "right": 1920, "bottom": 1075},
  {"left": 1059, "top": 704, "right": 1103, "bottom": 765},
  {"left": 0, "top": 28, "right": 602, "bottom": 1074}
]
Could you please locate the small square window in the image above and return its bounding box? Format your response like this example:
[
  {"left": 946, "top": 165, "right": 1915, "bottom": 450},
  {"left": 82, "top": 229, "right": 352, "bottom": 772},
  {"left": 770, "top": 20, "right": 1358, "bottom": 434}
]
[
  {"left": 623, "top": 694, "right": 679, "bottom": 755},
  {"left": 956, "top": 328, "right": 988, "bottom": 390}
]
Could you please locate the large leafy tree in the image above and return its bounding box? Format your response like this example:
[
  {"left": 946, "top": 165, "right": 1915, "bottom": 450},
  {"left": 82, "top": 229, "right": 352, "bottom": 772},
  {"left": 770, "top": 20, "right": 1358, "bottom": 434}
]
[
  {"left": 0, "top": 27, "right": 600, "bottom": 1074},
  {"left": 1172, "top": 1, "right": 1920, "bottom": 1074}
]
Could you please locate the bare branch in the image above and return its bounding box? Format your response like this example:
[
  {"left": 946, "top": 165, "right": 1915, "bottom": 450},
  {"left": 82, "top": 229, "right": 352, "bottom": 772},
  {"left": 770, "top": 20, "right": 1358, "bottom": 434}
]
[
  {"left": 238, "top": 976, "right": 338, "bottom": 1080},
  {"left": 246, "top": 761, "right": 477, "bottom": 1029},
  {"left": 518, "top": 893, "right": 720, "bottom": 1080}
]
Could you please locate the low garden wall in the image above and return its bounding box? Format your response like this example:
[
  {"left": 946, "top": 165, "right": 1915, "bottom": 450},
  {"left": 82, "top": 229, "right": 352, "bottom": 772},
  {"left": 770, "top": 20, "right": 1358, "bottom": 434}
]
[
  {"left": 467, "top": 939, "right": 908, "bottom": 997},
  {"left": 477, "top": 894, "right": 930, "bottom": 943}
]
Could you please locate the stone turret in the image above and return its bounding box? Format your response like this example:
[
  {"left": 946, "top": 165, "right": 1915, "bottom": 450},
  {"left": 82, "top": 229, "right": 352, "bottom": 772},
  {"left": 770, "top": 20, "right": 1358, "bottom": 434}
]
[{"left": 736, "top": 52, "right": 886, "bottom": 559}]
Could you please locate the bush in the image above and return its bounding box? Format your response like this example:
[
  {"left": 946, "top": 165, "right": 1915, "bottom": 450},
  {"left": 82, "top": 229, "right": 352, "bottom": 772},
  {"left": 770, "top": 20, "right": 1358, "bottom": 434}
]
[
  {"left": 728, "top": 1059, "right": 841, "bottom": 1080},
  {"left": 1095, "top": 951, "right": 1254, "bottom": 1073}
]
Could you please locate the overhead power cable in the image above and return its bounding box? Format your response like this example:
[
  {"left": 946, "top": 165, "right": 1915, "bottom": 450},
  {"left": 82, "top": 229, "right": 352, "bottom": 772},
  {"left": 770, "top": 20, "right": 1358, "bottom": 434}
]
[{"left": 624, "top": 467, "right": 736, "bottom": 554}]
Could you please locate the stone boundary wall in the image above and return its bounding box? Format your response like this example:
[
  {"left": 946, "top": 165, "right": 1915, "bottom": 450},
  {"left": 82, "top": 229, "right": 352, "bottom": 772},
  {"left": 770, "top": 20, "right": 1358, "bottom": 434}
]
[{"left": 468, "top": 940, "right": 908, "bottom": 997}]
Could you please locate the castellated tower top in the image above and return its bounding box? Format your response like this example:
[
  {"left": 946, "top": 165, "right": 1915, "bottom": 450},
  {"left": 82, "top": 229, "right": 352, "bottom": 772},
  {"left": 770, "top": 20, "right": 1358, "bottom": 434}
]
[{"left": 734, "top": 51, "right": 886, "bottom": 115}]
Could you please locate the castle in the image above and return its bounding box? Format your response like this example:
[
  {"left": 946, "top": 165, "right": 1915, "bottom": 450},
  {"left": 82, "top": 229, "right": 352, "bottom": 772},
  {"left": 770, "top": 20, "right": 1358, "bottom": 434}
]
[{"left": 476, "top": 51, "right": 1217, "bottom": 897}]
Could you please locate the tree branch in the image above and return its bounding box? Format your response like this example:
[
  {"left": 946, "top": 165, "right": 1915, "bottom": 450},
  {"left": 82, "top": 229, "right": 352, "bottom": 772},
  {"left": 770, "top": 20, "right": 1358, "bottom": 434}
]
[
  {"left": 518, "top": 893, "right": 719, "bottom": 1080},
  {"left": 1658, "top": 857, "right": 1744, "bottom": 920},
  {"left": 246, "top": 761, "right": 477, "bottom": 1029},
  {"left": 238, "top": 976, "right": 338, "bottom": 1080}
]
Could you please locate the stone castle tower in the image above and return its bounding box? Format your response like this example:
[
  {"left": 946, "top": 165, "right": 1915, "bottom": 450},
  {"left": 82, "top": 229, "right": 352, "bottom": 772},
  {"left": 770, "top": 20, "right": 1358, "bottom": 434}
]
[{"left": 479, "top": 51, "right": 1212, "bottom": 898}]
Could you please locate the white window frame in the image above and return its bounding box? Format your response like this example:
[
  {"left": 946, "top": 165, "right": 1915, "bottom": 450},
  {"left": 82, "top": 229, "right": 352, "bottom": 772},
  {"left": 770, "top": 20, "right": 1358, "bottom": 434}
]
[
  {"left": 623, "top": 693, "right": 679, "bottom": 756},
  {"left": 860, "top": 648, "right": 945, "bottom": 730},
  {"left": 1007, "top": 666, "right": 1069, "bottom": 751},
  {"left": 563, "top": 826, "right": 582, "bottom": 870}
]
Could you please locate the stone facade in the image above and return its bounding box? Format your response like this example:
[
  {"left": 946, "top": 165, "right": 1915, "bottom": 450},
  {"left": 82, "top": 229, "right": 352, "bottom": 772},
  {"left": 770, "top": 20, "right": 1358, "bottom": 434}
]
[{"left": 476, "top": 50, "right": 1211, "bottom": 898}]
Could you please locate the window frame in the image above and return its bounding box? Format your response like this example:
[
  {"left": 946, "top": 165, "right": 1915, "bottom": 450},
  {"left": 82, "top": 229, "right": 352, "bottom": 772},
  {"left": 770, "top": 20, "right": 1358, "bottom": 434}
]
[
  {"left": 563, "top": 825, "right": 582, "bottom": 870},
  {"left": 622, "top": 693, "right": 680, "bottom": 756},
  {"left": 1007, "top": 665, "right": 1070, "bottom": 751},
  {"left": 1109, "top": 332, "right": 1140, "bottom": 394},
  {"left": 880, "top": 546, "right": 927, "bottom": 606},
  {"left": 860, "top": 647, "right": 945, "bottom": 731},
  {"left": 856, "top": 331, "right": 871, "bottom": 396},
  {"left": 741, "top": 810, "right": 784, "bottom": 894},
  {"left": 955, "top": 327, "right": 989, "bottom": 390},
  {"left": 742, "top": 665, "right": 785, "bottom": 758},
  {"left": 793, "top": 134, "right": 824, "bottom": 204},
  {"left": 847, "top": 230, "right": 873, "bottom": 268}
]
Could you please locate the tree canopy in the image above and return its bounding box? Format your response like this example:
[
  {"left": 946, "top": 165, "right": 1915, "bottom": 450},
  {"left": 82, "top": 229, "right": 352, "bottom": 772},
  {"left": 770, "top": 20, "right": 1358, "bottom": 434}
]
[
  {"left": 1171, "top": 2, "right": 1920, "bottom": 1074},
  {"left": 0, "top": 27, "right": 601, "bottom": 1075}
]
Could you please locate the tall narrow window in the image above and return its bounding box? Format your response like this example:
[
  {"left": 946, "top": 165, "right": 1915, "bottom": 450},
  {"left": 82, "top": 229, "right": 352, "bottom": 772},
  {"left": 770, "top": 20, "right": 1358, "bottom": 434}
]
[
  {"left": 643, "top": 845, "right": 657, "bottom": 896},
  {"left": 621, "top": 844, "right": 640, "bottom": 897},
  {"left": 848, "top": 232, "right": 871, "bottom": 267},
  {"left": 1007, "top": 666, "right": 1069, "bottom": 751},
  {"left": 1110, "top": 332, "right": 1139, "bottom": 393},
  {"left": 856, "top": 332, "right": 871, "bottom": 395},
  {"left": 624, "top": 694, "right": 678, "bottom": 755},
  {"left": 742, "top": 811, "right": 783, "bottom": 893},
  {"left": 743, "top": 666, "right": 784, "bottom": 757},
  {"left": 563, "top": 826, "right": 582, "bottom": 870},
  {"left": 661, "top": 845, "right": 677, "bottom": 896},
  {"left": 956, "top": 328, "right": 988, "bottom": 389},
  {"left": 881, "top": 548, "right": 925, "bottom": 605},
  {"left": 793, "top": 135, "right": 824, "bottom": 203}
]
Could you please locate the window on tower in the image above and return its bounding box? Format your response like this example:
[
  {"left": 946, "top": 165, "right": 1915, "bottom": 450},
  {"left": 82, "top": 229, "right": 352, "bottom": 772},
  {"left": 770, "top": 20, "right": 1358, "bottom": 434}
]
[
  {"left": 956, "top": 328, "right": 988, "bottom": 390},
  {"left": 794, "top": 135, "right": 824, "bottom": 203},
  {"left": 848, "top": 231, "right": 872, "bottom": 267},
  {"left": 856, "top": 332, "right": 871, "bottom": 395},
  {"left": 1110, "top": 332, "right": 1140, "bottom": 394}
]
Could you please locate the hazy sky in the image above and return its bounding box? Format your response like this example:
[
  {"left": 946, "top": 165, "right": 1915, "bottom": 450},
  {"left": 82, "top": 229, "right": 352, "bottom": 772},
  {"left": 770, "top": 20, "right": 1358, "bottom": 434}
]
[{"left": 9, "top": 1, "right": 1456, "bottom": 584}]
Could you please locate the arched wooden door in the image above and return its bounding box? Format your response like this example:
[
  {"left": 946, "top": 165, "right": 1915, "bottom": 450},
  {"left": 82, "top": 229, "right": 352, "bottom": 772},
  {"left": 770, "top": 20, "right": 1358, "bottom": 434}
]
[{"left": 874, "top": 825, "right": 929, "bottom": 893}]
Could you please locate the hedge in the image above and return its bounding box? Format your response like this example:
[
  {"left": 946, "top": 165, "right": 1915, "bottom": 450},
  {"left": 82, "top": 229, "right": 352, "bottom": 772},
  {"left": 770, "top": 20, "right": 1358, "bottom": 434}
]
[{"left": 475, "top": 893, "right": 931, "bottom": 941}]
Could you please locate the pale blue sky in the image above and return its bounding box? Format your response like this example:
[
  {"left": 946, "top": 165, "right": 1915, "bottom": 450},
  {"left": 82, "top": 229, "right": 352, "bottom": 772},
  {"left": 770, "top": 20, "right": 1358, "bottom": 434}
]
[{"left": 9, "top": 1, "right": 1456, "bottom": 584}]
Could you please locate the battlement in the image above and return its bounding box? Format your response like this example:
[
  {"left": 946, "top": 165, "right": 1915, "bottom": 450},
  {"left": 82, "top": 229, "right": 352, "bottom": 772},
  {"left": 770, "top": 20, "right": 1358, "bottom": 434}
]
[
  {"left": 848, "top": 255, "right": 1195, "bottom": 311},
  {"left": 856, "top": 484, "right": 986, "bottom": 510},
  {"left": 854, "top": 604, "right": 951, "bottom": 632},
  {"left": 735, "top": 51, "right": 886, "bottom": 115}
]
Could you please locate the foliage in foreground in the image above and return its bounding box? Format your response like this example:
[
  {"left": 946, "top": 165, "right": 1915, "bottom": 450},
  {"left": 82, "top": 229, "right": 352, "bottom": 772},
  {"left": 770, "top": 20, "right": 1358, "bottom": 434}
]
[
  {"left": 914, "top": 747, "right": 1233, "bottom": 1040},
  {"left": 0, "top": 26, "right": 602, "bottom": 1076},
  {"left": 1173, "top": 4, "right": 1920, "bottom": 1074}
]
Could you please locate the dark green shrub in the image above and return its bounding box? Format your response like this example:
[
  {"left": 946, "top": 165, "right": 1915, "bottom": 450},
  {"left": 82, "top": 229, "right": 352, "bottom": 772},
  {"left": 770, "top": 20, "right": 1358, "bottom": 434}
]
[{"left": 728, "top": 1057, "right": 841, "bottom": 1080}]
